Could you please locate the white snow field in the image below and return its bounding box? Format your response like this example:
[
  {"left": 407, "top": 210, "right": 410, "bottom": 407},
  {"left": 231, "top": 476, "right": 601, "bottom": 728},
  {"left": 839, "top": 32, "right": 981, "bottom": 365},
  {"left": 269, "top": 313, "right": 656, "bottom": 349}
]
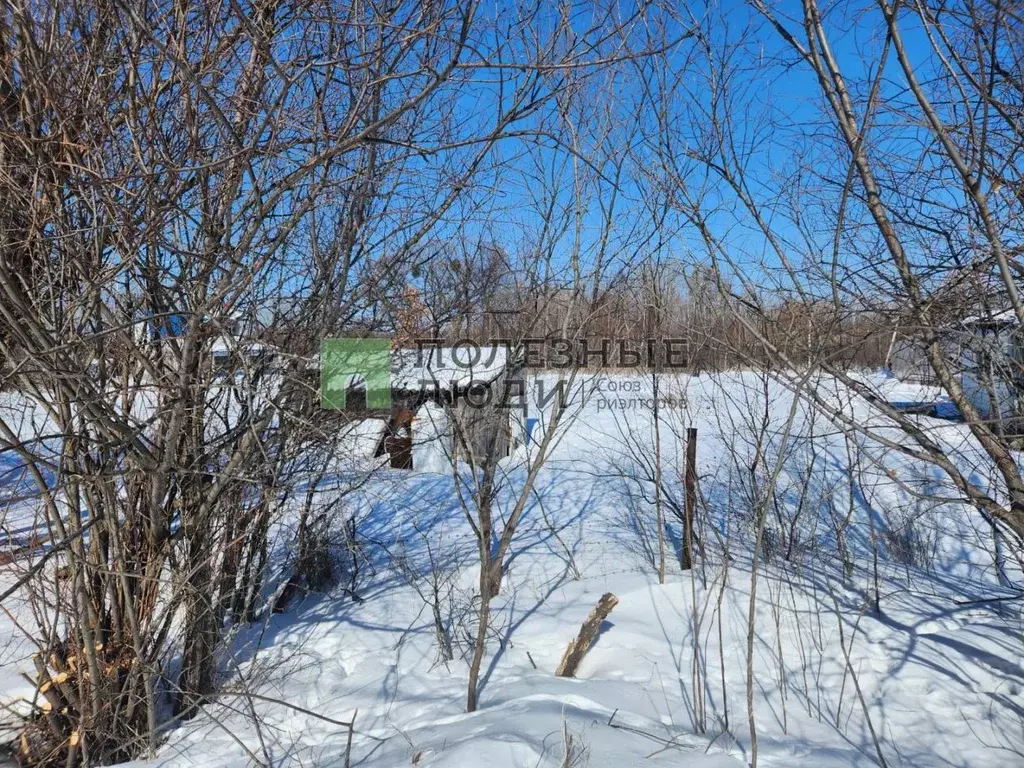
[{"left": 2, "top": 371, "right": 1024, "bottom": 767}]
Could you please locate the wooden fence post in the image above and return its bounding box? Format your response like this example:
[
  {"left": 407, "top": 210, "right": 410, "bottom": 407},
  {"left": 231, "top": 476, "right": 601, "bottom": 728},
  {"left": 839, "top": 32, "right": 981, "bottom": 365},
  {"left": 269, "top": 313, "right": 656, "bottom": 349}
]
[{"left": 682, "top": 427, "right": 697, "bottom": 570}]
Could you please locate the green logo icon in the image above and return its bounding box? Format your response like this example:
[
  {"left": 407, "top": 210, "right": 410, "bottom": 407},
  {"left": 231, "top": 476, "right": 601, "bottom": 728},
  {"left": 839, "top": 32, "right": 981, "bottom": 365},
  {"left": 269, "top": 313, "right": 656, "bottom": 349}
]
[{"left": 321, "top": 338, "right": 392, "bottom": 409}]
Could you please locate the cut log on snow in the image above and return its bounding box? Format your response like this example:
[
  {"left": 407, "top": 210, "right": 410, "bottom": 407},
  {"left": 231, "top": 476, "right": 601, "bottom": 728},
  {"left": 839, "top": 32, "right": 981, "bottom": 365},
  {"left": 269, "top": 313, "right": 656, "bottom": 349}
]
[{"left": 555, "top": 592, "right": 619, "bottom": 677}]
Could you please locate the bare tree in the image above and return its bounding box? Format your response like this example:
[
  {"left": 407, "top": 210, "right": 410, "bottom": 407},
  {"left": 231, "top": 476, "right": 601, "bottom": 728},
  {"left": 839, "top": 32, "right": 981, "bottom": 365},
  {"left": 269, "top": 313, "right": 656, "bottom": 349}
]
[{"left": 0, "top": 0, "right": 688, "bottom": 761}]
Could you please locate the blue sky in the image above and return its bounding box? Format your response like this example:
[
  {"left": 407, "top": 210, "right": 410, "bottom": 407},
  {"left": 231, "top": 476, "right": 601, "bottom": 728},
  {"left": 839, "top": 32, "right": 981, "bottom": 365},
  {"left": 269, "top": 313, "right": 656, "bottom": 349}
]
[{"left": 254, "top": 0, "right": 1002, "bottom": 310}]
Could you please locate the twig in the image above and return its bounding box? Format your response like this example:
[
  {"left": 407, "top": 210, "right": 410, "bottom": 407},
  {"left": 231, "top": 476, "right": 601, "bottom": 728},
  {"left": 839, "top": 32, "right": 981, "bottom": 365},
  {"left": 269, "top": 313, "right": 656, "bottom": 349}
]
[
  {"left": 345, "top": 708, "right": 357, "bottom": 768},
  {"left": 210, "top": 691, "right": 360, "bottom": 731},
  {"left": 953, "top": 593, "right": 1024, "bottom": 605}
]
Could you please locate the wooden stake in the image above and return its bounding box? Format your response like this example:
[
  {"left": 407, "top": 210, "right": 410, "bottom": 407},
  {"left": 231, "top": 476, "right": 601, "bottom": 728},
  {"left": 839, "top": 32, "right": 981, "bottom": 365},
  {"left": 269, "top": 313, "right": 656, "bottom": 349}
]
[{"left": 555, "top": 593, "right": 619, "bottom": 677}]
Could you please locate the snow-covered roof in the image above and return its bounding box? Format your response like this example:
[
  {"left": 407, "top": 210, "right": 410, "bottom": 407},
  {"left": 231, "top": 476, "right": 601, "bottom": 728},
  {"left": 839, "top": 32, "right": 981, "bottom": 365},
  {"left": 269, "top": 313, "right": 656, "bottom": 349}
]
[
  {"left": 959, "top": 308, "right": 1021, "bottom": 328},
  {"left": 211, "top": 335, "right": 267, "bottom": 357}
]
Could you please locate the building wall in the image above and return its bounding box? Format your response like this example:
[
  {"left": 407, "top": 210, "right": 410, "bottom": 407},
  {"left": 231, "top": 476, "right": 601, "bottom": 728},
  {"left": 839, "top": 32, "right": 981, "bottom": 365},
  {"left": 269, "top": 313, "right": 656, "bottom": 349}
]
[
  {"left": 450, "top": 366, "right": 519, "bottom": 464},
  {"left": 891, "top": 326, "right": 1024, "bottom": 425},
  {"left": 343, "top": 362, "right": 526, "bottom": 469},
  {"left": 958, "top": 326, "right": 1024, "bottom": 422},
  {"left": 889, "top": 334, "right": 961, "bottom": 384}
]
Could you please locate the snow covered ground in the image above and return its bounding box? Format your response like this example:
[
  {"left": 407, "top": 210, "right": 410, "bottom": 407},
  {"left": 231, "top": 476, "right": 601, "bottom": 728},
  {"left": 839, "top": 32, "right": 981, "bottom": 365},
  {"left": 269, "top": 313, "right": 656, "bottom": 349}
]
[{"left": 2, "top": 371, "right": 1023, "bottom": 767}]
